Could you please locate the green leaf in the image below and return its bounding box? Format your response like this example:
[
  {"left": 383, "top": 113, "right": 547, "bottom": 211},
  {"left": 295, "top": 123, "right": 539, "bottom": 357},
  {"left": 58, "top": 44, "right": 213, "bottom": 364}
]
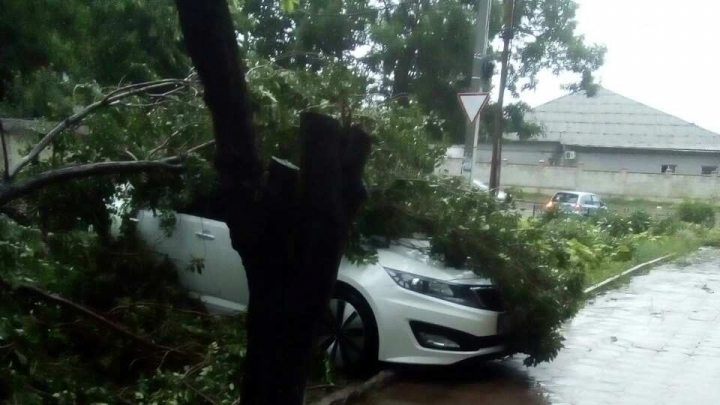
[{"left": 280, "top": 0, "right": 299, "bottom": 13}]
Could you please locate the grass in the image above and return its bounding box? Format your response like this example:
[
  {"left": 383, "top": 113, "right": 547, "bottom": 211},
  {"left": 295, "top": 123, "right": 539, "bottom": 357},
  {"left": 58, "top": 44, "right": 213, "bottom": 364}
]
[{"left": 584, "top": 233, "right": 705, "bottom": 287}]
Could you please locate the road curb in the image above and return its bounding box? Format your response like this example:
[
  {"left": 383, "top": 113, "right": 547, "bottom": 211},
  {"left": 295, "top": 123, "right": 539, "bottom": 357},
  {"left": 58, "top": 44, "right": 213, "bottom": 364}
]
[
  {"left": 583, "top": 254, "right": 675, "bottom": 295},
  {"left": 310, "top": 370, "right": 396, "bottom": 405}
]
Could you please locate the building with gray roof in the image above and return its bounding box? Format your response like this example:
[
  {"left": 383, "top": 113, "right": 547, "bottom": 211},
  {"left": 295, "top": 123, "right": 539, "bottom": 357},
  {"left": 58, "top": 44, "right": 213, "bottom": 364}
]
[{"left": 475, "top": 87, "right": 720, "bottom": 176}]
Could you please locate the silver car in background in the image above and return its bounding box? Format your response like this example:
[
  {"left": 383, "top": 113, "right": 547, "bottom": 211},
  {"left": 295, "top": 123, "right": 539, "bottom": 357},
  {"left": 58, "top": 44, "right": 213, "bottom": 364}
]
[{"left": 545, "top": 191, "right": 606, "bottom": 215}]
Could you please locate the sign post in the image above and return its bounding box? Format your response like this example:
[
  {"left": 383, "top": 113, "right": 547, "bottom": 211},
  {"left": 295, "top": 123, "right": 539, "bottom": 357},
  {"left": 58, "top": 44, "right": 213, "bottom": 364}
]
[{"left": 458, "top": 92, "right": 490, "bottom": 181}]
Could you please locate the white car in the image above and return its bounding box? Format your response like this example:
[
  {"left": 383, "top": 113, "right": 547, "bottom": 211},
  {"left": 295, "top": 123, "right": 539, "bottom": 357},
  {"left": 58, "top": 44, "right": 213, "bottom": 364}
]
[{"left": 127, "top": 209, "right": 507, "bottom": 372}]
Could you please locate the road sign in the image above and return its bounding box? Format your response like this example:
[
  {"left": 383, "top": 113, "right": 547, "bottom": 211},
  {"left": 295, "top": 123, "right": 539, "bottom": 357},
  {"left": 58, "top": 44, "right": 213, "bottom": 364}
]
[
  {"left": 458, "top": 92, "right": 490, "bottom": 181},
  {"left": 458, "top": 92, "right": 490, "bottom": 123}
]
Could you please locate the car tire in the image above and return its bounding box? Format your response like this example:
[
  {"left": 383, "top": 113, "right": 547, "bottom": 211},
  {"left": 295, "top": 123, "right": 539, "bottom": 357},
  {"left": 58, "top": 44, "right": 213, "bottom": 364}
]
[{"left": 318, "top": 283, "right": 379, "bottom": 376}]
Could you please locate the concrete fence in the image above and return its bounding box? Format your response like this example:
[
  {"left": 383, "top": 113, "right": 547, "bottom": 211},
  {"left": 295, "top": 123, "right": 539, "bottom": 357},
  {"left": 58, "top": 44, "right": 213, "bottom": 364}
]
[{"left": 441, "top": 159, "right": 720, "bottom": 202}]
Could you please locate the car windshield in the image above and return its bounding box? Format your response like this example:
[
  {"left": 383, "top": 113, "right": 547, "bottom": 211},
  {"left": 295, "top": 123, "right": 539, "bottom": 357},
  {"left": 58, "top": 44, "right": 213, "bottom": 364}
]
[{"left": 552, "top": 193, "right": 579, "bottom": 204}]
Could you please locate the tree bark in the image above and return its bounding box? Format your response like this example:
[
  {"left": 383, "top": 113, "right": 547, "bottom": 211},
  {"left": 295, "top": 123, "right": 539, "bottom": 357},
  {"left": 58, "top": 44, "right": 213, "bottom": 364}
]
[
  {"left": 173, "top": 1, "right": 371, "bottom": 404},
  {"left": 391, "top": 46, "right": 413, "bottom": 106}
]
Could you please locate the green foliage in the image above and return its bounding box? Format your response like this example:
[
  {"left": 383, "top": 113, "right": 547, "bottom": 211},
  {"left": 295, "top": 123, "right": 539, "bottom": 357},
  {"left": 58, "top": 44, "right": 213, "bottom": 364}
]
[
  {"left": 592, "top": 210, "right": 651, "bottom": 238},
  {"left": 654, "top": 216, "right": 682, "bottom": 236},
  {"left": 540, "top": 203, "right": 564, "bottom": 223},
  {"left": 510, "top": 0, "right": 606, "bottom": 95},
  {"left": 364, "top": 0, "right": 605, "bottom": 141},
  {"left": 626, "top": 210, "right": 653, "bottom": 234},
  {"left": 281, "top": 0, "right": 300, "bottom": 13},
  {"left": 0, "top": 213, "right": 337, "bottom": 404},
  {"left": 0, "top": 0, "right": 187, "bottom": 102},
  {"left": 702, "top": 229, "right": 720, "bottom": 248},
  {"left": 676, "top": 200, "right": 716, "bottom": 228},
  {"left": 353, "top": 177, "right": 586, "bottom": 365}
]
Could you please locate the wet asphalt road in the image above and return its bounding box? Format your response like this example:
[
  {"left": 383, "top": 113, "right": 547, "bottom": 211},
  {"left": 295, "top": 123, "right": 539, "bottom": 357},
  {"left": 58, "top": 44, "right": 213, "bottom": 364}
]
[{"left": 354, "top": 248, "right": 720, "bottom": 405}]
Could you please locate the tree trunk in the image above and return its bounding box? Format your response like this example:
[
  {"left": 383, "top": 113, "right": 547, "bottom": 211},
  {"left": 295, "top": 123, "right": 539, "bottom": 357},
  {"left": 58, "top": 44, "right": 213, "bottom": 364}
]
[
  {"left": 392, "top": 46, "right": 414, "bottom": 106},
  {"left": 173, "top": 1, "right": 371, "bottom": 404}
]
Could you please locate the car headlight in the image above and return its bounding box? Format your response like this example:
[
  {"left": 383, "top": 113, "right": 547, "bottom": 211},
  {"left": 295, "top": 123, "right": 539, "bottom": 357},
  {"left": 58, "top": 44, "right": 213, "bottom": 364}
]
[{"left": 384, "top": 267, "right": 496, "bottom": 310}]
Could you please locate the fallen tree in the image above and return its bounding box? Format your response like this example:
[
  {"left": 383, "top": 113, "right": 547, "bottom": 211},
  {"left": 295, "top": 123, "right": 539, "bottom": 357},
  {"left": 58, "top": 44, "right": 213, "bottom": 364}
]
[
  {"left": 0, "top": 77, "right": 213, "bottom": 207},
  {"left": 173, "top": 2, "right": 371, "bottom": 403}
]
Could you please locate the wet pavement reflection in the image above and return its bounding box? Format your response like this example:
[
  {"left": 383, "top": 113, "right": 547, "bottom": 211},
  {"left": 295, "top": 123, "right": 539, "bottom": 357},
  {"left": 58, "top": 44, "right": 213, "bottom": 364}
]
[
  {"left": 355, "top": 248, "right": 720, "bottom": 405},
  {"left": 353, "top": 361, "right": 546, "bottom": 405}
]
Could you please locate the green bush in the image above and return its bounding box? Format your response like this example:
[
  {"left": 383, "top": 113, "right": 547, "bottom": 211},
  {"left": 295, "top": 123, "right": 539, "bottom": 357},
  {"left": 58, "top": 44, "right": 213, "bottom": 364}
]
[
  {"left": 543, "top": 216, "right": 606, "bottom": 247},
  {"left": 627, "top": 210, "right": 652, "bottom": 233},
  {"left": 702, "top": 229, "right": 720, "bottom": 247},
  {"left": 676, "top": 201, "right": 716, "bottom": 228},
  {"left": 654, "top": 216, "right": 682, "bottom": 236},
  {"left": 593, "top": 211, "right": 633, "bottom": 237},
  {"left": 541, "top": 203, "right": 566, "bottom": 223}
]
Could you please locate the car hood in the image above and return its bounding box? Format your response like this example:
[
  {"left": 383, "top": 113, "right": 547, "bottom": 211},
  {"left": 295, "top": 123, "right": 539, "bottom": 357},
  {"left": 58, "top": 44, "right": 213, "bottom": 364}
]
[{"left": 377, "top": 239, "right": 493, "bottom": 285}]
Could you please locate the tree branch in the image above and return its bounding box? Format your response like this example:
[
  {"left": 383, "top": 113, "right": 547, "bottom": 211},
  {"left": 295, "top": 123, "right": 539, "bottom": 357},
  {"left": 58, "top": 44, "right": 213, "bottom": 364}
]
[
  {"left": 0, "top": 160, "right": 182, "bottom": 206},
  {"left": 125, "top": 150, "right": 139, "bottom": 161},
  {"left": 0, "top": 120, "right": 8, "bottom": 182},
  {"left": 148, "top": 130, "right": 183, "bottom": 159},
  {"left": 0, "top": 138, "right": 214, "bottom": 207},
  {"left": 180, "top": 139, "right": 216, "bottom": 156},
  {"left": 181, "top": 380, "right": 221, "bottom": 405},
  {"left": 147, "top": 121, "right": 206, "bottom": 159},
  {"left": 8, "top": 78, "right": 190, "bottom": 179},
  {"left": 0, "top": 278, "right": 194, "bottom": 360}
]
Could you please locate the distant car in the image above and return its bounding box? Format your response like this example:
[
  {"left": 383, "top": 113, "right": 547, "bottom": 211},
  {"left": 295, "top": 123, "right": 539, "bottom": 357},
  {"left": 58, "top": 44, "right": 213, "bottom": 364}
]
[
  {"left": 115, "top": 206, "right": 507, "bottom": 373},
  {"left": 545, "top": 191, "right": 606, "bottom": 215},
  {"left": 472, "top": 180, "right": 508, "bottom": 202}
]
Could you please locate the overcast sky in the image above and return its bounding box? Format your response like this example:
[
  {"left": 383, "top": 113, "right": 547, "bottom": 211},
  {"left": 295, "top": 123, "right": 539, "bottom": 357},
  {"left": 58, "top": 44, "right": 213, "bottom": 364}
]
[{"left": 513, "top": 0, "right": 720, "bottom": 133}]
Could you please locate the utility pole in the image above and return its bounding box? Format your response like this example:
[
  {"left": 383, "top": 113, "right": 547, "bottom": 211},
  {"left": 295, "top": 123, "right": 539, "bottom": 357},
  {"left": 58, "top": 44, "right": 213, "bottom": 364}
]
[
  {"left": 488, "top": 0, "right": 515, "bottom": 194},
  {"left": 463, "top": 0, "right": 492, "bottom": 180}
]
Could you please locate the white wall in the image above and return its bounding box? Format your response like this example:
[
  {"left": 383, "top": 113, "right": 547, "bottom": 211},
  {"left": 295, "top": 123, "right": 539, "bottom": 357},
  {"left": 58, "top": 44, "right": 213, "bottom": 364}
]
[
  {"left": 470, "top": 142, "right": 720, "bottom": 176},
  {"left": 476, "top": 142, "right": 561, "bottom": 165},
  {"left": 440, "top": 159, "right": 720, "bottom": 201},
  {"left": 1, "top": 132, "right": 52, "bottom": 172},
  {"left": 573, "top": 149, "right": 720, "bottom": 175}
]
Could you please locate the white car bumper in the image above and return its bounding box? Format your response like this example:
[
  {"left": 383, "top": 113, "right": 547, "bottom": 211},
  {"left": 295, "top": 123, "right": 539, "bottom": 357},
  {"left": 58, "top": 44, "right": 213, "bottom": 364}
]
[{"left": 340, "top": 266, "right": 506, "bottom": 366}]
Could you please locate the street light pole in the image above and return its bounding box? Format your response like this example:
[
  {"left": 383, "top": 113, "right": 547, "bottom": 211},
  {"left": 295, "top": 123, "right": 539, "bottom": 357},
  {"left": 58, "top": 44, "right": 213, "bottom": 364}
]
[
  {"left": 463, "top": 0, "right": 492, "bottom": 181},
  {"left": 488, "top": 0, "right": 515, "bottom": 194}
]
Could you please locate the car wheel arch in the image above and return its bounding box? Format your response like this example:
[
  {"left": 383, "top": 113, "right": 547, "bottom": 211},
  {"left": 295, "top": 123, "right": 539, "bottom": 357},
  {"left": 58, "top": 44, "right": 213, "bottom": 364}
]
[{"left": 324, "top": 280, "right": 380, "bottom": 375}]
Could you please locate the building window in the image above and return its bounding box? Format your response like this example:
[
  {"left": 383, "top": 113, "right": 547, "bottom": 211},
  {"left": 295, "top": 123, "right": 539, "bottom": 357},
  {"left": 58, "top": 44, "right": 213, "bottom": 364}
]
[
  {"left": 661, "top": 164, "right": 677, "bottom": 174},
  {"left": 702, "top": 166, "right": 718, "bottom": 175}
]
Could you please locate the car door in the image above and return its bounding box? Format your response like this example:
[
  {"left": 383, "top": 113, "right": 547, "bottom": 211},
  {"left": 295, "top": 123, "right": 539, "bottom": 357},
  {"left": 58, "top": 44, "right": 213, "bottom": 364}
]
[
  {"left": 134, "top": 210, "right": 212, "bottom": 294},
  {"left": 194, "top": 216, "right": 250, "bottom": 309},
  {"left": 578, "top": 194, "right": 592, "bottom": 215},
  {"left": 585, "top": 195, "right": 600, "bottom": 215},
  {"left": 594, "top": 195, "right": 607, "bottom": 211}
]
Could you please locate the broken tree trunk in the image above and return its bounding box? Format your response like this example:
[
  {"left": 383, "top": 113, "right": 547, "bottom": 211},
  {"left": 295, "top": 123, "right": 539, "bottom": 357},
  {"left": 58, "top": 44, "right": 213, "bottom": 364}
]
[{"left": 173, "top": 1, "right": 371, "bottom": 404}]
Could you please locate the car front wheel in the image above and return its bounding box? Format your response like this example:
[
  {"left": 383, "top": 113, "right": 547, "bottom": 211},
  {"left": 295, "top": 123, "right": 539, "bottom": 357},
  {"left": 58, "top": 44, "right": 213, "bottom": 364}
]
[{"left": 318, "top": 285, "right": 378, "bottom": 375}]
